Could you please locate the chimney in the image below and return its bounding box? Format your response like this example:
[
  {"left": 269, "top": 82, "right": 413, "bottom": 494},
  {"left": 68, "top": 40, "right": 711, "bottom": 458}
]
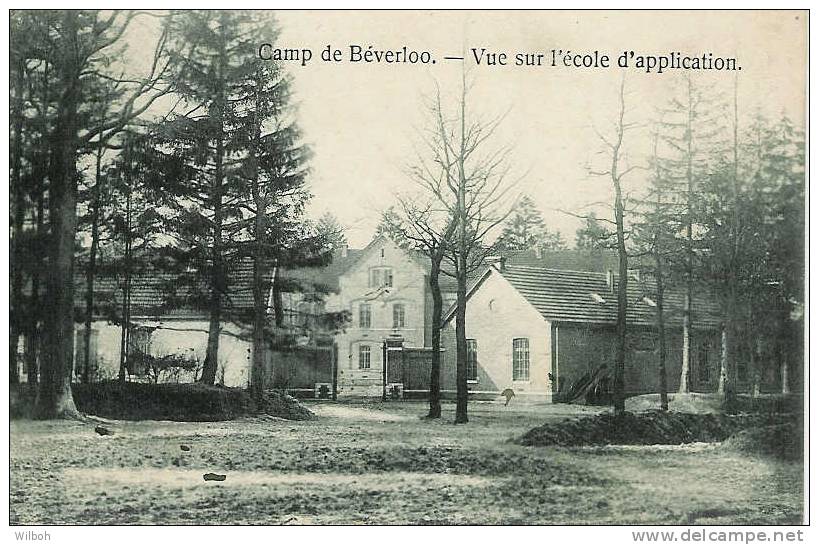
[
  {"left": 487, "top": 255, "right": 506, "bottom": 273},
  {"left": 341, "top": 244, "right": 348, "bottom": 258},
  {"left": 606, "top": 270, "right": 614, "bottom": 293}
]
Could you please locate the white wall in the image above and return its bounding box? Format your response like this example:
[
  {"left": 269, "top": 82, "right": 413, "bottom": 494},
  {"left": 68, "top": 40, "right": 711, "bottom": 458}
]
[
  {"left": 455, "top": 269, "right": 552, "bottom": 399},
  {"left": 331, "top": 236, "right": 429, "bottom": 395},
  {"left": 78, "top": 319, "right": 252, "bottom": 387}
]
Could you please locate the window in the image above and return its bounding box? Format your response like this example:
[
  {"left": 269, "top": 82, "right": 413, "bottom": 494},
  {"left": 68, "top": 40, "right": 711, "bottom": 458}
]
[
  {"left": 369, "top": 267, "right": 393, "bottom": 288},
  {"left": 512, "top": 338, "right": 530, "bottom": 381},
  {"left": 466, "top": 339, "right": 478, "bottom": 382},
  {"left": 393, "top": 303, "right": 406, "bottom": 329},
  {"left": 369, "top": 269, "right": 382, "bottom": 288},
  {"left": 359, "top": 303, "right": 371, "bottom": 329},
  {"left": 358, "top": 345, "right": 371, "bottom": 369}
]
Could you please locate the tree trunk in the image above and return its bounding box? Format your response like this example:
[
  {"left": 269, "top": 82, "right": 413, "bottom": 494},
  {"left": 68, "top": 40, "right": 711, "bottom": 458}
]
[
  {"left": 118, "top": 184, "right": 133, "bottom": 383},
  {"left": 250, "top": 215, "right": 267, "bottom": 400},
  {"left": 83, "top": 145, "right": 104, "bottom": 383},
  {"left": 613, "top": 180, "right": 627, "bottom": 415},
  {"left": 656, "top": 253, "right": 668, "bottom": 411},
  {"left": 680, "top": 76, "right": 695, "bottom": 395},
  {"left": 272, "top": 265, "right": 284, "bottom": 328},
  {"left": 200, "top": 164, "right": 224, "bottom": 386},
  {"left": 427, "top": 256, "right": 444, "bottom": 419},
  {"left": 249, "top": 71, "right": 267, "bottom": 400},
  {"left": 718, "top": 325, "right": 728, "bottom": 394},
  {"left": 751, "top": 335, "right": 762, "bottom": 398},
  {"left": 722, "top": 297, "right": 738, "bottom": 414},
  {"left": 722, "top": 75, "right": 741, "bottom": 414},
  {"left": 10, "top": 55, "right": 26, "bottom": 385},
  {"left": 34, "top": 11, "right": 81, "bottom": 419},
  {"left": 781, "top": 351, "right": 790, "bottom": 395},
  {"left": 200, "top": 31, "right": 228, "bottom": 386},
  {"left": 609, "top": 77, "right": 628, "bottom": 415},
  {"left": 454, "top": 266, "right": 468, "bottom": 424},
  {"left": 680, "top": 295, "right": 692, "bottom": 393},
  {"left": 25, "top": 197, "right": 45, "bottom": 394},
  {"left": 454, "top": 123, "right": 468, "bottom": 424},
  {"left": 25, "top": 60, "right": 50, "bottom": 394}
]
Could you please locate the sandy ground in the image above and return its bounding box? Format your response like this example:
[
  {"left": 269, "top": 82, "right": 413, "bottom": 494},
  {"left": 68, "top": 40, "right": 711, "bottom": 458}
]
[{"left": 10, "top": 400, "right": 804, "bottom": 525}]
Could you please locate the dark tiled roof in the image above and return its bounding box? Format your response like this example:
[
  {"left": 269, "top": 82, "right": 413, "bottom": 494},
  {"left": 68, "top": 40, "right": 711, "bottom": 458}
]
[
  {"left": 281, "top": 244, "right": 649, "bottom": 298},
  {"left": 502, "top": 265, "right": 722, "bottom": 328},
  {"left": 75, "top": 258, "right": 273, "bottom": 317}
]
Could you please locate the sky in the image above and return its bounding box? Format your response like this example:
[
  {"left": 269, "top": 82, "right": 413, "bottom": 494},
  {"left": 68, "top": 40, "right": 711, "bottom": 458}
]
[{"left": 130, "top": 10, "right": 807, "bottom": 248}]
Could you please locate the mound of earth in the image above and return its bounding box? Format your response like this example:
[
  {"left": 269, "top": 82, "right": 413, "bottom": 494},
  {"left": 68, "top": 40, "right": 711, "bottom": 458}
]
[
  {"left": 515, "top": 411, "right": 790, "bottom": 447},
  {"left": 71, "top": 381, "right": 315, "bottom": 422},
  {"left": 254, "top": 389, "right": 316, "bottom": 421},
  {"left": 722, "top": 423, "right": 803, "bottom": 461}
]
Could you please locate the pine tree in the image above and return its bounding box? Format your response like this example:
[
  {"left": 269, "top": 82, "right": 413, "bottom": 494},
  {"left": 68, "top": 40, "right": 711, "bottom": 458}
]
[
  {"left": 496, "top": 195, "right": 566, "bottom": 252},
  {"left": 150, "top": 11, "right": 327, "bottom": 391},
  {"left": 655, "top": 73, "right": 727, "bottom": 395},
  {"left": 149, "top": 11, "right": 279, "bottom": 385},
  {"left": 316, "top": 212, "right": 348, "bottom": 251},
  {"left": 574, "top": 212, "right": 613, "bottom": 250},
  {"left": 232, "top": 44, "right": 318, "bottom": 397},
  {"left": 632, "top": 130, "right": 679, "bottom": 411},
  {"left": 698, "top": 111, "right": 804, "bottom": 402}
]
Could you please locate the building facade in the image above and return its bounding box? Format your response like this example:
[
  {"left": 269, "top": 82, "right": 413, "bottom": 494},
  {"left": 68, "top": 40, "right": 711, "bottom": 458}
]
[{"left": 327, "top": 235, "right": 431, "bottom": 397}]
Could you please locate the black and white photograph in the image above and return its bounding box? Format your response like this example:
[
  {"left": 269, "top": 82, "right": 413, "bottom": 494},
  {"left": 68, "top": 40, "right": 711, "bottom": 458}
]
[{"left": 6, "top": 6, "right": 809, "bottom": 534}]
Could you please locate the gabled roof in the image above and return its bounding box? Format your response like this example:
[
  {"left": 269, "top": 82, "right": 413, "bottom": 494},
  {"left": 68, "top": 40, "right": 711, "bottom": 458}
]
[
  {"left": 280, "top": 234, "right": 451, "bottom": 293},
  {"left": 501, "top": 265, "right": 722, "bottom": 328}
]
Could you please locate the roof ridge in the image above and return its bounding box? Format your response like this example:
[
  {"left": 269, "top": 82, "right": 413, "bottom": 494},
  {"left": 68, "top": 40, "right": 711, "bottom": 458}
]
[{"left": 505, "top": 265, "right": 609, "bottom": 277}]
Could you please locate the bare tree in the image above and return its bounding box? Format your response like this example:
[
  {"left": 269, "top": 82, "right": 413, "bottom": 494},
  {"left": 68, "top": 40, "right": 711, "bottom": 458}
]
[
  {"left": 413, "top": 73, "right": 517, "bottom": 424},
  {"left": 588, "top": 77, "right": 641, "bottom": 415},
  {"left": 380, "top": 201, "right": 455, "bottom": 419}
]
